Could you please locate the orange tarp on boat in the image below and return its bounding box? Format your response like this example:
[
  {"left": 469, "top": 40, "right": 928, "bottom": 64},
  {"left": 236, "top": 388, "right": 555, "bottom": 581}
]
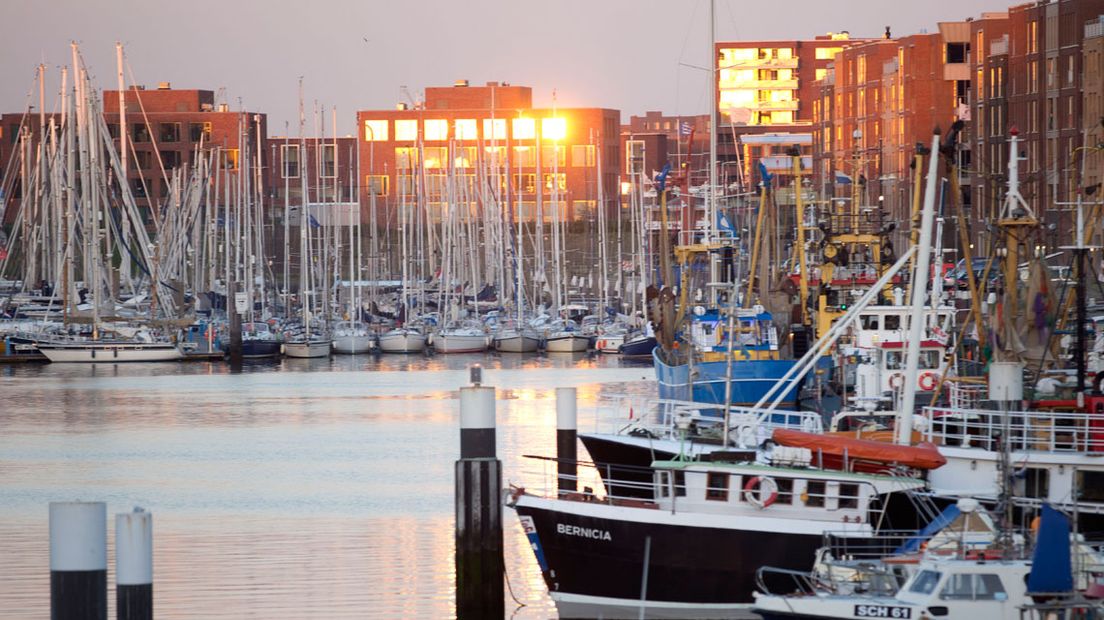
[{"left": 772, "top": 428, "right": 947, "bottom": 471}]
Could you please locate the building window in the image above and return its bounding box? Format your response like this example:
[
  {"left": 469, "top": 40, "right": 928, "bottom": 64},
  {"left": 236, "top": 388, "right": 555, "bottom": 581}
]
[
  {"left": 134, "top": 150, "right": 152, "bottom": 170},
  {"left": 454, "top": 119, "right": 478, "bottom": 141},
  {"left": 571, "top": 144, "right": 595, "bottom": 167},
  {"left": 543, "top": 172, "right": 566, "bottom": 193},
  {"left": 705, "top": 472, "right": 730, "bottom": 501},
  {"left": 365, "top": 174, "right": 389, "bottom": 196},
  {"left": 131, "top": 178, "right": 147, "bottom": 198},
  {"left": 395, "top": 119, "right": 418, "bottom": 142},
  {"left": 512, "top": 117, "right": 536, "bottom": 140},
  {"left": 161, "top": 150, "right": 181, "bottom": 169},
  {"left": 483, "top": 118, "right": 507, "bottom": 141},
  {"left": 189, "top": 122, "right": 212, "bottom": 142},
  {"left": 422, "top": 146, "right": 448, "bottom": 169},
  {"left": 513, "top": 146, "right": 536, "bottom": 167},
  {"left": 132, "top": 123, "right": 150, "bottom": 143},
  {"left": 424, "top": 172, "right": 446, "bottom": 197},
  {"left": 320, "top": 144, "right": 336, "bottom": 178},
  {"left": 424, "top": 119, "right": 448, "bottom": 141},
  {"left": 395, "top": 147, "right": 419, "bottom": 169},
  {"left": 541, "top": 117, "right": 567, "bottom": 141},
  {"left": 220, "top": 149, "right": 239, "bottom": 170},
  {"left": 484, "top": 145, "right": 507, "bottom": 164},
  {"left": 281, "top": 144, "right": 300, "bottom": 178},
  {"left": 513, "top": 173, "right": 537, "bottom": 193},
  {"left": 572, "top": 200, "right": 597, "bottom": 219},
  {"left": 363, "top": 119, "right": 388, "bottom": 142},
  {"left": 815, "top": 47, "right": 842, "bottom": 60},
  {"left": 396, "top": 174, "right": 416, "bottom": 194},
  {"left": 454, "top": 146, "right": 476, "bottom": 168},
  {"left": 106, "top": 124, "right": 119, "bottom": 139},
  {"left": 159, "top": 122, "right": 180, "bottom": 143},
  {"left": 541, "top": 145, "right": 566, "bottom": 167}
]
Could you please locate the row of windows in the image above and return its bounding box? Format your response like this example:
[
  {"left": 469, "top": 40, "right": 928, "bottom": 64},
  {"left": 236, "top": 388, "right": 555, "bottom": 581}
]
[
  {"left": 386, "top": 172, "right": 569, "bottom": 196},
  {"left": 389, "top": 144, "right": 594, "bottom": 169},
  {"left": 116, "top": 122, "right": 212, "bottom": 144},
  {"left": 363, "top": 117, "right": 567, "bottom": 143},
  {"left": 279, "top": 144, "right": 337, "bottom": 178},
  {"left": 660, "top": 471, "right": 861, "bottom": 510}
]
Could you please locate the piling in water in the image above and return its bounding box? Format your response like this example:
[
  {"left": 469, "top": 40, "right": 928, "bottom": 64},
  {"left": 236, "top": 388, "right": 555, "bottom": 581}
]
[
  {"left": 115, "top": 508, "right": 153, "bottom": 620},
  {"left": 50, "top": 501, "right": 107, "bottom": 620},
  {"left": 555, "top": 386, "right": 578, "bottom": 493},
  {"left": 455, "top": 366, "right": 503, "bottom": 619}
]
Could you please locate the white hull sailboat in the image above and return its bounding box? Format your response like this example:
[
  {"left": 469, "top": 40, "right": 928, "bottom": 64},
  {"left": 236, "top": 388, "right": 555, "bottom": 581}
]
[
  {"left": 38, "top": 341, "right": 183, "bottom": 363},
  {"left": 379, "top": 327, "right": 426, "bottom": 353},
  {"left": 432, "top": 330, "right": 488, "bottom": 354},
  {"left": 283, "top": 338, "right": 331, "bottom": 358},
  {"left": 332, "top": 322, "right": 375, "bottom": 354},
  {"left": 544, "top": 334, "right": 590, "bottom": 352},
  {"left": 493, "top": 329, "right": 540, "bottom": 353}
]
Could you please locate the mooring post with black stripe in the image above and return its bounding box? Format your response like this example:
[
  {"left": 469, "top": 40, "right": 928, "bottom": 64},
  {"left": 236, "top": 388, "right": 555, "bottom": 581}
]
[
  {"left": 50, "top": 501, "right": 107, "bottom": 620},
  {"left": 555, "top": 386, "right": 577, "bottom": 493},
  {"left": 115, "top": 508, "right": 152, "bottom": 620},
  {"left": 455, "top": 365, "right": 504, "bottom": 619}
]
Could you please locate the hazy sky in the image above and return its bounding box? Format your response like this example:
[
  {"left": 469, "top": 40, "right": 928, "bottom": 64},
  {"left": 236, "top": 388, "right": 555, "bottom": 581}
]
[{"left": 4, "top": 0, "right": 1005, "bottom": 136}]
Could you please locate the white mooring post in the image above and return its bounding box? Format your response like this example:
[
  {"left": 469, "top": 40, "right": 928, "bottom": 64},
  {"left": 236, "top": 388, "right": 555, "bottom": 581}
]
[
  {"left": 115, "top": 508, "right": 153, "bottom": 620},
  {"left": 50, "top": 501, "right": 107, "bottom": 620},
  {"left": 455, "top": 365, "right": 504, "bottom": 619}
]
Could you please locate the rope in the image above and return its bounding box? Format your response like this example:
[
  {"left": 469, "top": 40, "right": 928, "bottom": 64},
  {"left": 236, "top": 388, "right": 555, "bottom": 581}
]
[{"left": 503, "top": 563, "right": 528, "bottom": 610}]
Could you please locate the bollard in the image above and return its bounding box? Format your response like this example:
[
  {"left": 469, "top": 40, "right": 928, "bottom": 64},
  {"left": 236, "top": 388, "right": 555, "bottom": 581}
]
[
  {"left": 116, "top": 508, "right": 152, "bottom": 620},
  {"left": 228, "top": 280, "right": 243, "bottom": 367},
  {"left": 50, "top": 501, "right": 107, "bottom": 620},
  {"left": 555, "top": 387, "right": 578, "bottom": 493},
  {"left": 455, "top": 365, "right": 504, "bottom": 619}
]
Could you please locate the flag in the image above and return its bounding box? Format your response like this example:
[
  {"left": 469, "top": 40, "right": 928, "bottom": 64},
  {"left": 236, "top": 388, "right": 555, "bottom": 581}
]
[
  {"left": 834, "top": 170, "right": 853, "bottom": 185},
  {"left": 718, "top": 212, "right": 737, "bottom": 236},
  {"left": 678, "top": 121, "right": 692, "bottom": 136},
  {"left": 0, "top": 247, "right": 6, "bottom": 261},
  {"left": 655, "top": 162, "right": 672, "bottom": 192},
  {"left": 757, "top": 161, "right": 773, "bottom": 186},
  {"left": 308, "top": 214, "right": 322, "bottom": 228}
]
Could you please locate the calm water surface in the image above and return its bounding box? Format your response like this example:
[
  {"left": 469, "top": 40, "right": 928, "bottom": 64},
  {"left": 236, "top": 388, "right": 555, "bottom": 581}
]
[{"left": 0, "top": 353, "right": 655, "bottom": 618}]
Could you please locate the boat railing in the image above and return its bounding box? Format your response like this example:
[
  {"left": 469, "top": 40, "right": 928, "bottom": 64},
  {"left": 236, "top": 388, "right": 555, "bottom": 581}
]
[
  {"left": 593, "top": 397, "right": 823, "bottom": 443},
  {"left": 511, "top": 454, "right": 659, "bottom": 508},
  {"left": 921, "top": 406, "right": 1104, "bottom": 453}
]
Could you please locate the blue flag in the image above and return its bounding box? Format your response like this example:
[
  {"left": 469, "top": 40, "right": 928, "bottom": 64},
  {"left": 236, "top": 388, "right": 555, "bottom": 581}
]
[
  {"left": 308, "top": 214, "right": 321, "bottom": 229},
  {"left": 655, "top": 163, "right": 672, "bottom": 192},
  {"left": 834, "top": 170, "right": 853, "bottom": 185},
  {"left": 757, "top": 161, "right": 773, "bottom": 186}
]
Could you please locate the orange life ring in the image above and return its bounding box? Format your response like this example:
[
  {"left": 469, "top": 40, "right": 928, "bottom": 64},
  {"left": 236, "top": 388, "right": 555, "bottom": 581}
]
[
  {"left": 743, "top": 476, "right": 778, "bottom": 509},
  {"left": 888, "top": 372, "right": 905, "bottom": 389},
  {"left": 919, "top": 372, "right": 938, "bottom": 391}
]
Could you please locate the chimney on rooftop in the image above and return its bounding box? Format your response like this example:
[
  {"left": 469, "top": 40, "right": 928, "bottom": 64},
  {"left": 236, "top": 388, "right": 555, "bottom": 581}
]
[
  {"left": 157, "top": 82, "right": 171, "bottom": 90},
  {"left": 218, "top": 103, "right": 229, "bottom": 113},
  {"left": 454, "top": 79, "right": 469, "bottom": 87}
]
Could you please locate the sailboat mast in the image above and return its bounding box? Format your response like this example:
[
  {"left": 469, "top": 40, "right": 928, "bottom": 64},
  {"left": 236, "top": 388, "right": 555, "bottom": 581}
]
[{"left": 708, "top": 0, "right": 718, "bottom": 243}]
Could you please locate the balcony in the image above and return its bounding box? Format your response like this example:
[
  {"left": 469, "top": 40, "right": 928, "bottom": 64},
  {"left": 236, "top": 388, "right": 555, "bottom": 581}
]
[
  {"left": 748, "top": 99, "right": 799, "bottom": 112},
  {"left": 719, "top": 79, "right": 799, "bottom": 91}
]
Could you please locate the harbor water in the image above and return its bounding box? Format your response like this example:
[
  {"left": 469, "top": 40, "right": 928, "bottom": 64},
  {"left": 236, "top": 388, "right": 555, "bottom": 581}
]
[{"left": 0, "top": 354, "right": 655, "bottom": 618}]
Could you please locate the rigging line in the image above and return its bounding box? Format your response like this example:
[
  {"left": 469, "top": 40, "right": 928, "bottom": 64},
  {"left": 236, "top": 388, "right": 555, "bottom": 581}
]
[{"left": 671, "top": 0, "right": 703, "bottom": 119}]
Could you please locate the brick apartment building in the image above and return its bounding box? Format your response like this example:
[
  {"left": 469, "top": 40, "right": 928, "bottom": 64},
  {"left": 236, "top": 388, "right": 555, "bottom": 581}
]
[
  {"left": 0, "top": 84, "right": 266, "bottom": 225},
  {"left": 354, "top": 81, "right": 620, "bottom": 225},
  {"left": 266, "top": 135, "right": 359, "bottom": 212}
]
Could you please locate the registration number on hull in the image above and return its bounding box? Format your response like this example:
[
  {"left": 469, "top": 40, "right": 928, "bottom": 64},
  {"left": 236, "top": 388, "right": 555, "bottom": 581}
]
[{"left": 854, "top": 605, "right": 911, "bottom": 618}]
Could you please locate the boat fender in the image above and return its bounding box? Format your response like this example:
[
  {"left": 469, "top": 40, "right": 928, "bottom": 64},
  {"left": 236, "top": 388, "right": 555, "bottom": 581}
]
[
  {"left": 918, "top": 371, "right": 938, "bottom": 391},
  {"left": 888, "top": 372, "right": 905, "bottom": 389},
  {"left": 743, "top": 476, "right": 778, "bottom": 509}
]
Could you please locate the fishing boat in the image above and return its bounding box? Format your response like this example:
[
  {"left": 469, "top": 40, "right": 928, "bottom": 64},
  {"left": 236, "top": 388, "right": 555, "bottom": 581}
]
[{"left": 510, "top": 441, "right": 933, "bottom": 618}]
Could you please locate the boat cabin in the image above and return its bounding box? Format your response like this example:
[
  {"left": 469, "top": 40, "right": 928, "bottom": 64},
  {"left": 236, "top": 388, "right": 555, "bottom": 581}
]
[{"left": 688, "top": 306, "right": 781, "bottom": 362}]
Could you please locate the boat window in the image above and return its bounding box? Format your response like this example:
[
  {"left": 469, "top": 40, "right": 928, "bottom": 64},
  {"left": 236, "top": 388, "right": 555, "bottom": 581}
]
[
  {"left": 884, "top": 315, "right": 901, "bottom": 330},
  {"left": 839, "top": 483, "right": 860, "bottom": 509},
  {"left": 804, "top": 480, "right": 826, "bottom": 508},
  {"left": 920, "top": 350, "right": 940, "bottom": 369},
  {"left": 774, "top": 477, "right": 793, "bottom": 505},
  {"left": 657, "top": 472, "right": 670, "bottom": 498},
  {"left": 674, "top": 470, "right": 686, "bottom": 497},
  {"left": 1076, "top": 471, "right": 1104, "bottom": 502},
  {"left": 940, "top": 573, "right": 1006, "bottom": 600},
  {"left": 908, "top": 570, "right": 942, "bottom": 595},
  {"left": 860, "top": 315, "right": 879, "bottom": 330},
  {"left": 705, "top": 472, "right": 730, "bottom": 501},
  {"left": 885, "top": 352, "right": 903, "bottom": 370},
  {"left": 1022, "top": 468, "right": 1049, "bottom": 500}
]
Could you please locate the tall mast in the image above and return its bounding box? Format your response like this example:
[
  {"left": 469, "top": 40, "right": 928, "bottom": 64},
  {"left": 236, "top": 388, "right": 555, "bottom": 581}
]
[
  {"left": 708, "top": 0, "right": 718, "bottom": 243},
  {"left": 116, "top": 43, "right": 131, "bottom": 289}
]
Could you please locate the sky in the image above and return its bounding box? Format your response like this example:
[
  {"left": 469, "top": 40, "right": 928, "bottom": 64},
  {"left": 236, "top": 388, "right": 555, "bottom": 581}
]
[{"left": 3, "top": 0, "right": 1006, "bottom": 136}]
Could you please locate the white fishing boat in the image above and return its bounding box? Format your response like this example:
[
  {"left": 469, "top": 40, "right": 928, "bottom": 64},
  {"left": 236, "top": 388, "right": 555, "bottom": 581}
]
[{"left": 331, "top": 321, "right": 375, "bottom": 354}]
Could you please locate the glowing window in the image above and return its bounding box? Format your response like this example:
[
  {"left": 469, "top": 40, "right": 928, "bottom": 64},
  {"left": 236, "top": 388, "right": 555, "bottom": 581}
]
[
  {"left": 363, "top": 120, "right": 388, "bottom": 141},
  {"left": 454, "top": 146, "right": 476, "bottom": 168},
  {"left": 815, "top": 47, "right": 843, "bottom": 60},
  {"left": 483, "top": 118, "right": 507, "bottom": 140},
  {"left": 365, "top": 175, "right": 389, "bottom": 196},
  {"left": 424, "top": 119, "right": 448, "bottom": 141},
  {"left": 541, "top": 117, "right": 567, "bottom": 141},
  {"left": 395, "top": 120, "right": 418, "bottom": 142},
  {"left": 816, "top": 68, "right": 827, "bottom": 81},
  {"left": 394, "top": 147, "right": 419, "bottom": 168},
  {"left": 543, "top": 172, "right": 566, "bottom": 192},
  {"left": 484, "top": 146, "right": 507, "bottom": 163},
  {"left": 455, "top": 119, "right": 478, "bottom": 141},
  {"left": 512, "top": 118, "right": 536, "bottom": 140},
  {"left": 423, "top": 146, "right": 448, "bottom": 169},
  {"left": 513, "top": 146, "right": 535, "bottom": 167},
  {"left": 542, "top": 145, "right": 566, "bottom": 167}
]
